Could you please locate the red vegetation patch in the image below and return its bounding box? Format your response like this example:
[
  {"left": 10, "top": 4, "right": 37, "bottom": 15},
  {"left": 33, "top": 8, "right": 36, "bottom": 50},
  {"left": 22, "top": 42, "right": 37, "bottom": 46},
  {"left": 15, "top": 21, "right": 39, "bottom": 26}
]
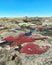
[
  {"left": 11, "top": 33, "right": 35, "bottom": 46},
  {"left": 34, "top": 25, "right": 45, "bottom": 28},
  {"left": 20, "top": 43, "right": 50, "bottom": 54},
  {"left": 11, "top": 37, "right": 35, "bottom": 46},
  {"left": 3, "top": 36, "right": 15, "bottom": 42}
]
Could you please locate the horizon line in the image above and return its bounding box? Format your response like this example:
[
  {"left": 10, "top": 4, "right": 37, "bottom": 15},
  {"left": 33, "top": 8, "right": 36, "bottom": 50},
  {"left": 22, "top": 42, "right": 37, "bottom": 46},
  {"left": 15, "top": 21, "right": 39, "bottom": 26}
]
[{"left": 0, "top": 16, "right": 52, "bottom": 18}]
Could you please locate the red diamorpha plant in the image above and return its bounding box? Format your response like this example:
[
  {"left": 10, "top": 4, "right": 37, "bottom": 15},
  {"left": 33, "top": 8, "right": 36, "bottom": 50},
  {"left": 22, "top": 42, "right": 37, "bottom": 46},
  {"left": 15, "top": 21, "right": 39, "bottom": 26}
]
[
  {"left": 11, "top": 37, "right": 35, "bottom": 46},
  {"left": 34, "top": 25, "right": 45, "bottom": 28},
  {"left": 3, "top": 36, "right": 15, "bottom": 42},
  {"left": 11, "top": 33, "right": 35, "bottom": 46},
  {"left": 20, "top": 43, "right": 50, "bottom": 54},
  {"left": 33, "top": 37, "right": 47, "bottom": 40}
]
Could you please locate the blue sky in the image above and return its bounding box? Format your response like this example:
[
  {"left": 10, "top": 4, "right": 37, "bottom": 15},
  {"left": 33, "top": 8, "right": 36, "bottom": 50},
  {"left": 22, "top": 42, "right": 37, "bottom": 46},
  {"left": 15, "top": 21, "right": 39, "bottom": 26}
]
[{"left": 0, "top": 0, "right": 52, "bottom": 17}]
